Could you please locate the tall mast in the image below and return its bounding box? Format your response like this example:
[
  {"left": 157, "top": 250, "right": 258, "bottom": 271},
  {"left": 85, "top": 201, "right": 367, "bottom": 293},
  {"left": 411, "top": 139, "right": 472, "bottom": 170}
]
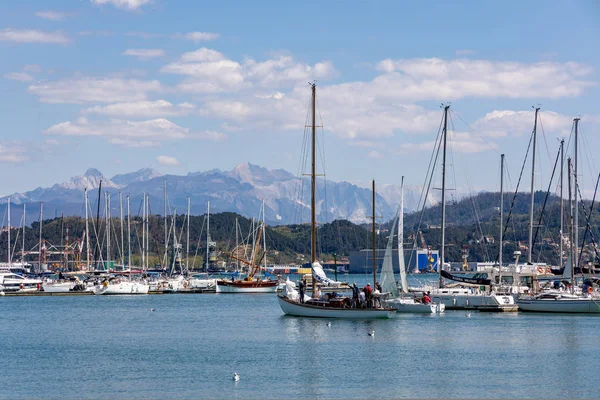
[
  {"left": 372, "top": 180, "right": 376, "bottom": 288},
  {"left": 439, "top": 105, "right": 449, "bottom": 287},
  {"left": 119, "top": 192, "right": 124, "bottom": 268},
  {"left": 528, "top": 107, "right": 540, "bottom": 264},
  {"left": 92, "top": 181, "right": 102, "bottom": 270},
  {"left": 145, "top": 194, "right": 149, "bottom": 270},
  {"left": 310, "top": 82, "right": 317, "bottom": 295},
  {"left": 235, "top": 217, "right": 239, "bottom": 272},
  {"left": 573, "top": 118, "right": 580, "bottom": 273},
  {"left": 21, "top": 204, "right": 26, "bottom": 265},
  {"left": 127, "top": 195, "right": 131, "bottom": 269},
  {"left": 568, "top": 158, "right": 575, "bottom": 294},
  {"left": 39, "top": 203, "right": 43, "bottom": 273},
  {"left": 559, "top": 139, "right": 565, "bottom": 268},
  {"left": 206, "top": 201, "right": 210, "bottom": 273},
  {"left": 262, "top": 200, "right": 267, "bottom": 274},
  {"left": 142, "top": 193, "right": 146, "bottom": 270},
  {"left": 164, "top": 178, "right": 168, "bottom": 265},
  {"left": 186, "top": 197, "right": 190, "bottom": 274},
  {"left": 498, "top": 154, "right": 505, "bottom": 286},
  {"left": 85, "top": 188, "right": 90, "bottom": 270},
  {"left": 106, "top": 192, "right": 111, "bottom": 269},
  {"left": 7, "top": 198, "right": 11, "bottom": 267}
]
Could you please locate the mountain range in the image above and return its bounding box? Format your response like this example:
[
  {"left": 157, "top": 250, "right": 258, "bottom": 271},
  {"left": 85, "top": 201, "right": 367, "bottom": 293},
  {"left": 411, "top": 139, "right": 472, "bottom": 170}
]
[{"left": 0, "top": 163, "right": 436, "bottom": 226}]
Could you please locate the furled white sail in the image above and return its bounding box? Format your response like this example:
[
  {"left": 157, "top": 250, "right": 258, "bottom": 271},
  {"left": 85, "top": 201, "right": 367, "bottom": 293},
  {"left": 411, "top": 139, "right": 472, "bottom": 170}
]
[
  {"left": 379, "top": 212, "right": 398, "bottom": 297},
  {"left": 397, "top": 178, "right": 409, "bottom": 294}
]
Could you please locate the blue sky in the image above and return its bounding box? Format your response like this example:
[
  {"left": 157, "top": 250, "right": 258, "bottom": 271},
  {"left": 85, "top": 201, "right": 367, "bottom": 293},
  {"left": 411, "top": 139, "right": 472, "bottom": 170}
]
[{"left": 1, "top": 0, "right": 599, "bottom": 198}]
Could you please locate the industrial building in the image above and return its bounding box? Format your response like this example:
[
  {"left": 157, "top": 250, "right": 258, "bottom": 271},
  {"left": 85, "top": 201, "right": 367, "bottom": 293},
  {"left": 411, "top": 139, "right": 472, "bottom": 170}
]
[{"left": 348, "top": 248, "right": 439, "bottom": 274}]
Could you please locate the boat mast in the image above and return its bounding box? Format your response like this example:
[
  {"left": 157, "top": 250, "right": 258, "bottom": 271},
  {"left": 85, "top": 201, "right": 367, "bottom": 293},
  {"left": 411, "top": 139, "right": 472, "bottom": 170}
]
[
  {"left": 559, "top": 139, "right": 564, "bottom": 268},
  {"left": 39, "top": 203, "right": 43, "bottom": 273},
  {"left": 528, "top": 107, "right": 540, "bottom": 264},
  {"left": 145, "top": 194, "right": 150, "bottom": 271},
  {"left": 206, "top": 201, "right": 210, "bottom": 273},
  {"left": 372, "top": 180, "right": 376, "bottom": 288},
  {"left": 310, "top": 82, "right": 317, "bottom": 295},
  {"left": 573, "top": 118, "right": 580, "bottom": 274},
  {"left": 164, "top": 178, "right": 168, "bottom": 266},
  {"left": 439, "top": 105, "right": 449, "bottom": 287},
  {"left": 92, "top": 181, "right": 102, "bottom": 270},
  {"left": 499, "top": 154, "right": 504, "bottom": 281},
  {"left": 119, "top": 192, "right": 124, "bottom": 269},
  {"left": 106, "top": 192, "right": 111, "bottom": 270},
  {"left": 127, "top": 195, "right": 131, "bottom": 269},
  {"left": 262, "top": 200, "right": 267, "bottom": 276},
  {"left": 142, "top": 193, "right": 146, "bottom": 271},
  {"left": 568, "top": 158, "right": 575, "bottom": 294},
  {"left": 235, "top": 217, "right": 239, "bottom": 272},
  {"left": 21, "top": 204, "right": 26, "bottom": 266},
  {"left": 85, "top": 188, "right": 90, "bottom": 271},
  {"left": 7, "top": 198, "right": 11, "bottom": 268},
  {"left": 186, "top": 197, "right": 190, "bottom": 274}
]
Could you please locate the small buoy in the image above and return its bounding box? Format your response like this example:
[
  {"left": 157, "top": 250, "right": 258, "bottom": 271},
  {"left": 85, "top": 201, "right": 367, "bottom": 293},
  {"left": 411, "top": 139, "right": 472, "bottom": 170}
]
[
  {"left": 233, "top": 373, "right": 240, "bottom": 381},
  {"left": 150, "top": 308, "right": 156, "bottom": 312},
  {"left": 466, "top": 312, "right": 471, "bottom": 318},
  {"left": 368, "top": 330, "right": 375, "bottom": 337}
]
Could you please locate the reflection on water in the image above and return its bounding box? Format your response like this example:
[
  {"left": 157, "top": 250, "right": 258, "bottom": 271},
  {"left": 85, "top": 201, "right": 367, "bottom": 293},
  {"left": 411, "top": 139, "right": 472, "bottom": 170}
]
[{"left": 1, "top": 293, "right": 599, "bottom": 399}]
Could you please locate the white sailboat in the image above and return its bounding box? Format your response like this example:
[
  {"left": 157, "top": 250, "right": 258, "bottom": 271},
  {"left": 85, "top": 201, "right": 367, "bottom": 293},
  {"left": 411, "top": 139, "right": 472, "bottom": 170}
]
[
  {"left": 518, "top": 119, "right": 600, "bottom": 313},
  {"left": 380, "top": 177, "right": 444, "bottom": 313},
  {"left": 278, "top": 83, "right": 394, "bottom": 319}
]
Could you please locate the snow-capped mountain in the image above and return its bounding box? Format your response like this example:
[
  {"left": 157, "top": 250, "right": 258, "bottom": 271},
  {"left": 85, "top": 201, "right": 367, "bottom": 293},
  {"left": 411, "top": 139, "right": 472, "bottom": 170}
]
[{"left": 0, "top": 163, "right": 428, "bottom": 226}]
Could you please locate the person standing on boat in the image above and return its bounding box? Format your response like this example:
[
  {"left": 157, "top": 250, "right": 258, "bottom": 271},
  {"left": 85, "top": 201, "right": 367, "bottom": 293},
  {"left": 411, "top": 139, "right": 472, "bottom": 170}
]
[
  {"left": 363, "top": 283, "right": 373, "bottom": 308},
  {"left": 422, "top": 291, "right": 432, "bottom": 304},
  {"left": 351, "top": 283, "right": 359, "bottom": 308},
  {"left": 299, "top": 277, "right": 306, "bottom": 303}
]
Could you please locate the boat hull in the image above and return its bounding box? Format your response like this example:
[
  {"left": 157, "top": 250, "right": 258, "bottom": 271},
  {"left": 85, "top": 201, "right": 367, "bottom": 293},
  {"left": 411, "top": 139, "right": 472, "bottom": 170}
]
[
  {"left": 431, "top": 293, "right": 514, "bottom": 310},
  {"left": 518, "top": 298, "right": 600, "bottom": 313},
  {"left": 216, "top": 280, "right": 278, "bottom": 293},
  {"left": 94, "top": 282, "right": 149, "bottom": 295},
  {"left": 42, "top": 282, "right": 73, "bottom": 293},
  {"left": 383, "top": 298, "right": 444, "bottom": 314},
  {"left": 277, "top": 295, "right": 395, "bottom": 319}
]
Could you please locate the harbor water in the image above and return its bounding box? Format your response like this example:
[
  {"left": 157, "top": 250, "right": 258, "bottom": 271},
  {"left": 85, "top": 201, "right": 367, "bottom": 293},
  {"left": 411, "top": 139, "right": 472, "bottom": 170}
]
[{"left": 1, "top": 277, "right": 599, "bottom": 399}]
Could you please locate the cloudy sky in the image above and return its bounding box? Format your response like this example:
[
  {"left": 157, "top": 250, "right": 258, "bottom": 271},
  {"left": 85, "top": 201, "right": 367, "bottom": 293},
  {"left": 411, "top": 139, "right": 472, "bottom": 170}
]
[{"left": 1, "top": 0, "right": 599, "bottom": 197}]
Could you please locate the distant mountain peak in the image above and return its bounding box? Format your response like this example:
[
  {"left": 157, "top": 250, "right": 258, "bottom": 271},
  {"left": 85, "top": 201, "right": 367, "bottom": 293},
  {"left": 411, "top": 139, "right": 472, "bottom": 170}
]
[
  {"left": 111, "top": 168, "right": 162, "bottom": 186},
  {"left": 229, "top": 162, "right": 294, "bottom": 185}
]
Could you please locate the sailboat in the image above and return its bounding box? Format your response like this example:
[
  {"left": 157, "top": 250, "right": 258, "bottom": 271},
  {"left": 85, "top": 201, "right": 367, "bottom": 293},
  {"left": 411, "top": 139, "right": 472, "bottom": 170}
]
[
  {"left": 277, "top": 83, "right": 394, "bottom": 319},
  {"left": 518, "top": 118, "right": 600, "bottom": 313},
  {"left": 380, "top": 177, "right": 445, "bottom": 313},
  {"left": 422, "top": 106, "right": 515, "bottom": 310},
  {"left": 216, "top": 202, "right": 278, "bottom": 293}
]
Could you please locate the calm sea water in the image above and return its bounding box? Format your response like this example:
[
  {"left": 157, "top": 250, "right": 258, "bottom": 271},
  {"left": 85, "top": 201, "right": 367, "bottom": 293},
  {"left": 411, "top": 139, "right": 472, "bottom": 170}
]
[{"left": 1, "top": 274, "right": 599, "bottom": 399}]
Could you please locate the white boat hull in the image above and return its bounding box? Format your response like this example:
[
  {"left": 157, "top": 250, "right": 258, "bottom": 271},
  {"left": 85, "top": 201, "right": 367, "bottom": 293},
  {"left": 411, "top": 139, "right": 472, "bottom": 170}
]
[
  {"left": 42, "top": 282, "right": 73, "bottom": 293},
  {"left": 383, "top": 298, "right": 445, "bottom": 314},
  {"left": 518, "top": 297, "right": 600, "bottom": 313},
  {"left": 277, "top": 295, "right": 395, "bottom": 319},
  {"left": 216, "top": 284, "right": 278, "bottom": 293},
  {"left": 94, "top": 281, "right": 149, "bottom": 295},
  {"left": 431, "top": 293, "right": 514, "bottom": 310}
]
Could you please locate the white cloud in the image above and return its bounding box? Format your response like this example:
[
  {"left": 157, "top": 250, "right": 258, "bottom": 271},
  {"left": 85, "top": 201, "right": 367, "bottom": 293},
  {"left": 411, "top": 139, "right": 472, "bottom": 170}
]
[
  {"left": 35, "top": 11, "right": 72, "bottom": 21},
  {"left": 162, "top": 48, "right": 336, "bottom": 93},
  {"left": 84, "top": 100, "right": 196, "bottom": 118},
  {"left": 374, "top": 58, "right": 594, "bottom": 100},
  {"left": 472, "top": 110, "right": 575, "bottom": 138},
  {"left": 91, "top": 0, "right": 150, "bottom": 11},
  {"left": 0, "top": 142, "right": 28, "bottom": 163},
  {"left": 28, "top": 77, "right": 161, "bottom": 104},
  {"left": 368, "top": 150, "right": 384, "bottom": 159},
  {"left": 455, "top": 49, "right": 476, "bottom": 56},
  {"left": 173, "top": 32, "right": 220, "bottom": 41},
  {"left": 157, "top": 155, "right": 180, "bottom": 166},
  {"left": 0, "top": 29, "right": 70, "bottom": 44},
  {"left": 123, "top": 48, "right": 165, "bottom": 59},
  {"left": 44, "top": 117, "right": 226, "bottom": 147},
  {"left": 3, "top": 72, "right": 34, "bottom": 82}
]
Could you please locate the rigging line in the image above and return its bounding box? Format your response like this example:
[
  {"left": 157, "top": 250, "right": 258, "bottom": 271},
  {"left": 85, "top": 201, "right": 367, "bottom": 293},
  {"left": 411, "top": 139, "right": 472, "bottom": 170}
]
[
  {"left": 579, "top": 123, "right": 597, "bottom": 191},
  {"left": 407, "top": 112, "right": 445, "bottom": 269},
  {"left": 536, "top": 114, "right": 554, "bottom": 165},
  {"left": 576, "top": 173, "right": 600, "bottom": 266},
  {"left": 449, "top": 109, "right": 501, "bottom": 156},
  {"left": 494, "top": 128, "right": 534, "bottom": 264},
  {"left": 190, "top": 214, "right": 206, "bottom": 270},
  {"left": 532, "top": 143, "right": 561, "bottom": 263}
]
